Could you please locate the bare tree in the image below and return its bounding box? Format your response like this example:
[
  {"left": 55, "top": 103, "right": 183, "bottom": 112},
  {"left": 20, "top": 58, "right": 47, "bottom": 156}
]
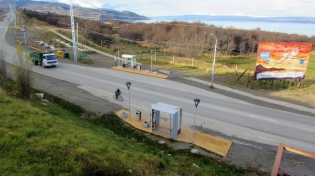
[
  {"left": 239, "top": 40, "right": 248, "bottom": 54},
  {"left": 13, "top": 44, "right": 33, "bottom": 99}
]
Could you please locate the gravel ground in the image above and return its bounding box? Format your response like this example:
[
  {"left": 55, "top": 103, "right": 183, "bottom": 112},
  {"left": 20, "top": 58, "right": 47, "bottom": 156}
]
[{"left": 4, "top": 22, "right": 315, "bottom": 175}]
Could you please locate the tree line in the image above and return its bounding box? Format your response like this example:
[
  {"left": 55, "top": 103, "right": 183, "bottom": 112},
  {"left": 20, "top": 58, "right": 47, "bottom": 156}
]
[{"left": 118, "top": 21, "right": 315, "bottom": 57}]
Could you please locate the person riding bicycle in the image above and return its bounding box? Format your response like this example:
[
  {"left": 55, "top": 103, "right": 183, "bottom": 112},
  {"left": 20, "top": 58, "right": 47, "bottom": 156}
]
[{"left": 115, "top": 88, "right": 121, "bottom": 99}]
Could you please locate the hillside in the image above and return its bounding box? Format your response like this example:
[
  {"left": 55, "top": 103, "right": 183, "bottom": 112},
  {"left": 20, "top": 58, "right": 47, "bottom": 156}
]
[
  {"left": 0, "top": 86, "right": 260, "bottom": 175},
  {"left": 3, "top": 0, "right": 149, "bottom": 22}
]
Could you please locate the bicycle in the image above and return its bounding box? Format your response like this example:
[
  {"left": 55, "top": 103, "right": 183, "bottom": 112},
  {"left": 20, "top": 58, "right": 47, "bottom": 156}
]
[{"left": 113, "top": 94, "right": 124, "bottom": 101}]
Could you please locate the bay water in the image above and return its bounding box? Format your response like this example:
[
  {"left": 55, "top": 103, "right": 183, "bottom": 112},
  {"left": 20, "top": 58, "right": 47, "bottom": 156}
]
[{"left": 135, "top": 17, "right": 315, "bottom": 37}]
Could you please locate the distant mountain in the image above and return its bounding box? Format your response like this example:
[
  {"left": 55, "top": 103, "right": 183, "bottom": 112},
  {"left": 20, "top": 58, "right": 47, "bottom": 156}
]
[
  {"left": 3, "top": 0, "right": 149, "bottom": 21},
  {"left": 151, "top": 15, "right": 315, "bottom": 24},
  {"left": 101, "top": 4, "right": 115, "bottom": 10}
]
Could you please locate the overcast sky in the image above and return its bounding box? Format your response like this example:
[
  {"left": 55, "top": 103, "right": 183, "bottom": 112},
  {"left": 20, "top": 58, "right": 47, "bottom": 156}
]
[{"left": 54, "top": 0, "right": 315, "bottom": 17}]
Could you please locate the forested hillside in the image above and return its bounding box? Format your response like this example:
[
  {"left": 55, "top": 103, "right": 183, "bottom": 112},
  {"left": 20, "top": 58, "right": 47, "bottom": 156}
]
[
  {"left": 23, "top": 9, "right": 114, "bottom": 46},
  {"left": 24, "top": 9, "right": 315, "bottom": 58}
]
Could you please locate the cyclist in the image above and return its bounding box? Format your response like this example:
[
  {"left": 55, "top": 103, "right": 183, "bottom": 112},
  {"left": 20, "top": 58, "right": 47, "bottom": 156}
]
[{"left": 115, "top": 88, "right": 121, "bottom": 99}]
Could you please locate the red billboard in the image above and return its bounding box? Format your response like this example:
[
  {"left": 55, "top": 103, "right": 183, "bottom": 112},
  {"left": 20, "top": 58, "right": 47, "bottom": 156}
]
[{"left": 254, "top": 42, "right": 312, "bottom": 80}]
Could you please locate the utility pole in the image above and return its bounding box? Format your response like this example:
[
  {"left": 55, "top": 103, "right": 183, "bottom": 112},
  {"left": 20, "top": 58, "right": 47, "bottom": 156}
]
[
  {"left": 9, "top": 4, "right": 17, "bottom": 40},
  {"left": 150, "top": 50, "right": 153, "bottom": 71},
  {"left": 210, "top": 34, "right": 217, "bottom": 87},
  {"left": 77, "top": 22, "right": 79, "bottom": 52},
  {"left": 70, "top": 4, "right": 77, "bottom": 62}
]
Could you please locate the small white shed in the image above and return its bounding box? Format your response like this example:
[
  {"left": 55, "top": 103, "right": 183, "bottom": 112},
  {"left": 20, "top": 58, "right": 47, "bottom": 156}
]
[
  {"left": 122, "top": 54, "right": 136, "bottom": 69},
  {"left": 151, "top": 102, "right": 182, "bottom": 139}
]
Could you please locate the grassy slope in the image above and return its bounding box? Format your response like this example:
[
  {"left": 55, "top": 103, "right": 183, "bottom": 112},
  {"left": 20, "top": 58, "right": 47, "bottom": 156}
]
[
  {"left": 0, "top": 88, "right": 261, "bottom": 176},
  {"left": 0, "top": 90, "right": 130, "bottom": 175}
]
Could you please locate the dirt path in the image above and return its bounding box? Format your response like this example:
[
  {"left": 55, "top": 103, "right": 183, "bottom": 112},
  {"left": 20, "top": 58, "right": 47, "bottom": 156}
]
[{"left": 4, "top": 23, "right": 315, "bottom": 175}]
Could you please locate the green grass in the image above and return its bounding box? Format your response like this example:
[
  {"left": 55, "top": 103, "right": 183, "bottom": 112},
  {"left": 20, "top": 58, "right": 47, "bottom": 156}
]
[
  {"left": 38, "top": 31, "right": 60, "bottom": 42},
  {"left": 305, "top": 52, "right": 315, "bottom": 80},
  {"left": 87, "top": 44, "right": 113, "bottom": 55},
  {"left": 198, "top": 55, "right": 250, "bottom": 66},
  {"left": 0, "top": 81, "right": 266, "bottom": 175},
  {"left": 77, "top": 57, "right": 95, "bottom": 65},
  {"left": 138, "top": 58, "right": 170, "bottom": 66}
]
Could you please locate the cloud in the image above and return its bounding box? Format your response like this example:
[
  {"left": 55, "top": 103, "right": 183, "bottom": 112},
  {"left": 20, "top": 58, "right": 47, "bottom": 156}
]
[{"left": 57, "top": 0, "right": 103, "bottom": 8}]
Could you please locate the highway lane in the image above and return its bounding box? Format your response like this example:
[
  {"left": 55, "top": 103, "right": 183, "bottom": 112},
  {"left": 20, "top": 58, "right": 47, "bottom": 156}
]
[
  {"left": 1, "top": 13, "right": 315, "bottom": 153},
  {"left": 41, "top": 65, "right": 315, "bottom": 143}
]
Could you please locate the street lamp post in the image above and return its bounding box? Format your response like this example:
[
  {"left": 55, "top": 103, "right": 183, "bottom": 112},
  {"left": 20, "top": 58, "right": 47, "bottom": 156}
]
[
  {"left": 23, "top": 29, "right": 26, "bottom": 45},
  {"left": 21, "top": 19, "right": 27, "bottom": 45},
  {"left": 150, "top": 50, "right": 153, "bottom": 72},
  {"left": 191, "top": 98, "right": 200, "bottom": 145},
  {"left": 126, "top": 82, "right": 131, "bottom": 121},
  {"left": 117, "top": 46, "right": 120, "bottom": 66},
  {"left": 210, "top": 34, "right": 217, "bottom": 87}
]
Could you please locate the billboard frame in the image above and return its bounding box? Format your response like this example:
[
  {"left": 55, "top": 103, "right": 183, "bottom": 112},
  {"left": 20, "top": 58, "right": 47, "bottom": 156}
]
[{"left": 254, "top": 42, "right": 312, "bottom": 81}]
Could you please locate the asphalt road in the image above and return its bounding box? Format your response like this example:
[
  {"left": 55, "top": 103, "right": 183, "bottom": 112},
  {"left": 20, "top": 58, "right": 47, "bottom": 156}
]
[{"left": 1, "top": 9, "right": 315, "bottom": 159}]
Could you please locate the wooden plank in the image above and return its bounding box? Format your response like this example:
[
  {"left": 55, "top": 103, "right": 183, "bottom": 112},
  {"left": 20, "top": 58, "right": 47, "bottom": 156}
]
[
  {"left": 284, "top": 145, "right": 315, "bottom": 159},
  {"left": 271, "top": 144, "right": 284, "bottom": 176},
  {"left": 236, "top": 68, "right": 247, "bottom": 82},
  {"left": 115, "top": 109, "right": 232, "bottom": 157},
  {"left": 272, "top": 144, "right": 315, "bottom": 176}
]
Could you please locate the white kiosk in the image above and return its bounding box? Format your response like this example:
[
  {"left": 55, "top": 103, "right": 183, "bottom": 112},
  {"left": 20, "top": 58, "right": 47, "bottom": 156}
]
[{"left": 151, "top": 102, "right": 182, "bottom": 139}]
